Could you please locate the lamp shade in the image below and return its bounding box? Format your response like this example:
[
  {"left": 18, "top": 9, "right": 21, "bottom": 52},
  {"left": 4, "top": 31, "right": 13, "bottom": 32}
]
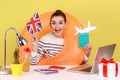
[{"left": 16, "top": 33, "right": 27, "bottom": 46}]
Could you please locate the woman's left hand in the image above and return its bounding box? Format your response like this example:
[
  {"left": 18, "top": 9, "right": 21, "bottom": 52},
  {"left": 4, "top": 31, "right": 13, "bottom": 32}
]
[
  {"left": 84, "top": 44, "right": 92, "bottom": 57},
  {"left": 81, "top": 44, "right": 92, "bottom": 64}
]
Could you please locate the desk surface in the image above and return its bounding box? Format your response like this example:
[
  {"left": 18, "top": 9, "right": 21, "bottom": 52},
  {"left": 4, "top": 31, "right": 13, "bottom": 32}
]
[{"left": 0, "top": 65, "right": 119, "bottom": 80}]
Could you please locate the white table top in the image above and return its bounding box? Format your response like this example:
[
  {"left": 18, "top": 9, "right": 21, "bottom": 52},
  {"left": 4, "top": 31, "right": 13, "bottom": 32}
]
[{"left": 0, "top": 65, "right": 119, "bottom": 80}]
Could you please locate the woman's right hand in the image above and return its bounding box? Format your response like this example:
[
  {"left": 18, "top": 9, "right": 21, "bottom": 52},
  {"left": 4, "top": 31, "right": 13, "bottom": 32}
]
[
  {"left": 32, "top": 41, "right": 38, "bottom": 52},
  {"left": 31, "top": 35, "right": 38, "bottom": 52}
]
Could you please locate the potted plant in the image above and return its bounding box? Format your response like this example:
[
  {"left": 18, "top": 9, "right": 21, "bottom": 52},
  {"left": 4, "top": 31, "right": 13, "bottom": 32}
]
[
  {"left": 14, "top": 48, "right": 20, "bottom": 64},
  {"left": 10, "top": 48, "right": 23, "bottom": 76}
]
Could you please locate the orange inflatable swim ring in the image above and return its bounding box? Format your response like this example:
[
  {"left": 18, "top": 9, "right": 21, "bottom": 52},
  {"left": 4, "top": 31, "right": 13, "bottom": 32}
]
[{"left": 19, "top": 11, "right": 86, "bottom": 65}]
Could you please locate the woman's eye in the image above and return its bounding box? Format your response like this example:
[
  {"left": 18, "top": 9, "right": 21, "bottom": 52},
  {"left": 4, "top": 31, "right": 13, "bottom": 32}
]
[
  {"left": 51, "top": 22, "right": 56, "bottom": 25},
  {"left": 59, "top": 22, "right": 63, "bottom": 25}
]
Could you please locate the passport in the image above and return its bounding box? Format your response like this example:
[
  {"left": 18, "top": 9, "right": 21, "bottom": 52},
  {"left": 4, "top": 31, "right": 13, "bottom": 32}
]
[{"left": 79, "top": 33, "right": 89, "bottom": 47}]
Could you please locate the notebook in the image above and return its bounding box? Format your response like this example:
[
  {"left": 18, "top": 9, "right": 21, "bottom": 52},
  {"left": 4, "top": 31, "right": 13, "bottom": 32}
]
[{"left": 67, "top": 44, "right": 116, "bottom": 74}]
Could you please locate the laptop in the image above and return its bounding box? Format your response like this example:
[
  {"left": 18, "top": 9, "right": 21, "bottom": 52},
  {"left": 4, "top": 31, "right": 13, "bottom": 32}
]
[{"left": 67, "top": 44, "right": 116, "bottom": 74}]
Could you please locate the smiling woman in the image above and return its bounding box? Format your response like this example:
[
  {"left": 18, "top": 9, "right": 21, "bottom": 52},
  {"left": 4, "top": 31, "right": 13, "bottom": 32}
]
[{"left": 19, "top": 11, "right": 86, "bottom": 65}]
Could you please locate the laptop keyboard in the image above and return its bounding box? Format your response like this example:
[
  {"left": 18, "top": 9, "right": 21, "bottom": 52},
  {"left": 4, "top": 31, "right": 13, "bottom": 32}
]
[{"left": 80, "top": 66, "right": 92, "bottom": 72}]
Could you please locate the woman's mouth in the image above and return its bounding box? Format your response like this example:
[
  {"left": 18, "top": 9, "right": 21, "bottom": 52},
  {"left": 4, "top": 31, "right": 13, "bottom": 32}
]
[{"left": 55, "top": 29, "right": 62, "bottom": 33}]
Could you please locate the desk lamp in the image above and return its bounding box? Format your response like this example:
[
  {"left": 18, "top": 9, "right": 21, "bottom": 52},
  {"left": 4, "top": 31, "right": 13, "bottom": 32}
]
[{"left": 0, "top": 27, "right": 27, "bottom": 75}]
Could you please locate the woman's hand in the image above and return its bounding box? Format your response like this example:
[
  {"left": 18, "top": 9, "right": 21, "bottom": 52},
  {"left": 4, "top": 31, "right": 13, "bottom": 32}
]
[
  {"left": 31, "top": 35, "right": 39, "bottom": 52},
  {"left": 84, "top": 44, "right": 92, "bottom": 57},
  {"left": 81, "top": 44, "right": 92, "bottom": 64},
  {"left": 32, "top": 41, "right": 38, "bottom": 52}
]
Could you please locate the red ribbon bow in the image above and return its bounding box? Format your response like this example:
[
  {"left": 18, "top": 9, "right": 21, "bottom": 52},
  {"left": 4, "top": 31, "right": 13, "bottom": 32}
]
[
  {"left": 99, "top": 58, "right": 115, "bottom": 63},
  {"left": 99, "top": 58, "right": 118, "bottom": 77}
]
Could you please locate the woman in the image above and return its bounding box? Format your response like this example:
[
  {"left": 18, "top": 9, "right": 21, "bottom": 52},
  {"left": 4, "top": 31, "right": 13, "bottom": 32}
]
[{"left": 30, "top": 10, "right": 91, "bottom": 65}]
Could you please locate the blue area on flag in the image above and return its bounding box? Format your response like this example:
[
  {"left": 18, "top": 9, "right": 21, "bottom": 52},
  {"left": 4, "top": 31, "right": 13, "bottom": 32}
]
[{"left": 26, "top": 12, "right": 42, "bottom": 34}]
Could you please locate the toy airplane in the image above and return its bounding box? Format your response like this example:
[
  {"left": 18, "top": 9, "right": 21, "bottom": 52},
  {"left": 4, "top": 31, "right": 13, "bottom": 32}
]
[{"left": 74, "top": 21, "right": 96, "bottom": 35}]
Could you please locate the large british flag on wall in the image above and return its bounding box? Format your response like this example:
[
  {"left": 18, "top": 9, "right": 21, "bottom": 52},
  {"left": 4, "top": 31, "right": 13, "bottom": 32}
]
[{"left": 26, "top": 12, "right": 42, "bottom": 34}]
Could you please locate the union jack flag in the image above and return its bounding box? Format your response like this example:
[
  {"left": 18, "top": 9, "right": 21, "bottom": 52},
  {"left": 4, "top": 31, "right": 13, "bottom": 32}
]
[{"left": 26, "top": 12, "right": 42, "bottom": 34}]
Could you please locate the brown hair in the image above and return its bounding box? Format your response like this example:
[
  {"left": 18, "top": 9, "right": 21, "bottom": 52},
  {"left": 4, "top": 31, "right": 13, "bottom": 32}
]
[{"left": 50, "top": 10, "right": 66, "bottom": 23}]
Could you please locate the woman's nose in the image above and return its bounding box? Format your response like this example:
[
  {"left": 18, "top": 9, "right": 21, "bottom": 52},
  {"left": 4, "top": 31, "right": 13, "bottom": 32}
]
[{"left": 55, "top": 24, "right": 59, "bottom": 28}]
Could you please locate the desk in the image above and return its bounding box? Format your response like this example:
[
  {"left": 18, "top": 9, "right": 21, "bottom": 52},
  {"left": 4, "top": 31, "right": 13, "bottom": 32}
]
[{"left": 0, "top": 65, "right": 119, "bottom": 80}]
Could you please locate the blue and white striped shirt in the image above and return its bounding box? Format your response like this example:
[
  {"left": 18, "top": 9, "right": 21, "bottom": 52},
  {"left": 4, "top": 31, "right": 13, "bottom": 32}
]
[{"left": 30, "top": 33, "right": 64, "bottom": 65}]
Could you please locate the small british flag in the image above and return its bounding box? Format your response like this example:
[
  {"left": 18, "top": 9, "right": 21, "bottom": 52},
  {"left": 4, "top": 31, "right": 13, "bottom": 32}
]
[{"left": 26, "top": 12, "right": 42, "bottom": 34}]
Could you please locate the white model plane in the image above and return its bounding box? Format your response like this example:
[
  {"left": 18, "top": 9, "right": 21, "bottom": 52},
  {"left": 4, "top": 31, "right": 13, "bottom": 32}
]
[{"left": 74, "top": 21, "right": 96, "bottom": 35}]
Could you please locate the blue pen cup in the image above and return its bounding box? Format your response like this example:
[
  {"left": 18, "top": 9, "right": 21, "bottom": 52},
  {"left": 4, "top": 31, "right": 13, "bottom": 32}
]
[{"left": 78, "top": 33, "right": 89, "bottom": 47}]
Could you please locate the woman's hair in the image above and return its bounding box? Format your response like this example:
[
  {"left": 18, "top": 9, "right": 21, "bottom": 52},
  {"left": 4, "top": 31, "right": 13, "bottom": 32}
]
[{"left": 50, "top": 10, "right": 66, "bottom": 23}]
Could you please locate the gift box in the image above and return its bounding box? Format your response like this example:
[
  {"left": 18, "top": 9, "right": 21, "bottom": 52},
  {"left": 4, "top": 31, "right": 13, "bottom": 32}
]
[
  {"left": 98, "top": 58, "right": 119, "bottom": 78},
  {"left": 78, "top": 33, "right": 89, "bottom": 47}
]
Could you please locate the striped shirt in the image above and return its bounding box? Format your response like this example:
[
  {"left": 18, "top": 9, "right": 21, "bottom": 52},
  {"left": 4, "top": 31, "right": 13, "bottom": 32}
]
[{"left": 30, "top": 33, "right": 64, "bottom": 65}]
